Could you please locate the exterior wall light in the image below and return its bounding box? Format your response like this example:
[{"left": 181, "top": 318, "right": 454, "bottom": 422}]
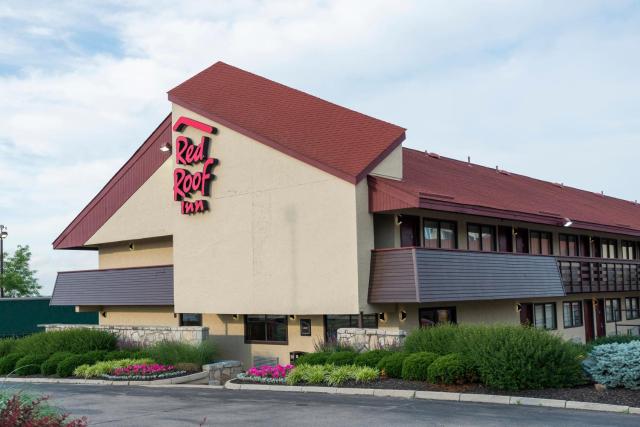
[
  {"left": 232, "top": 314, "right": 239, "bottom": 320},
  {"left": 399, "top": 310, "right": 407, "bottom": 321},
  {"left": 160, "top": 142, "right": 172, "bottom": 153},
  {"left": 563, "top": 218, "right": 573, "bottom": 227},
  {"left": 289, "top": 314, "right": 296, "bottom": 320},
  {"left": 378, "top": 312, "right": 387, "bottom": 322},
  {"left": 101, "top": 311, "right": 107, "bottom": 318},
  {"left": 395, "top": 215, "right": 403, "bottom": 226}
]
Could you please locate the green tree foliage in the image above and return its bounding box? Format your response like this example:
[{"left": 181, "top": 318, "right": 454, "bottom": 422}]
[{"left": 1, "top": 245, "right": 40, "bottom": 297}]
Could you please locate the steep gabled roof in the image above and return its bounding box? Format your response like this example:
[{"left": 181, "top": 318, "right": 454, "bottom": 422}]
[
  {"left": 369, "top": 148, "right": 640, "bottom": 237},
  {"left": 53, "top": 115, "right": 172, "bottom": 249},
  {"left": 168, "top": 62, "right": 406, "bottom": 183}
]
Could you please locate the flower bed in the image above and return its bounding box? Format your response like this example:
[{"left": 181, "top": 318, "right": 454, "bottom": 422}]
[
  {"left": 101, "top": 363, "right": 187, "bottom": 381},
  {"left": 236, "top": 364, "right": 294, "bottom": 384}
]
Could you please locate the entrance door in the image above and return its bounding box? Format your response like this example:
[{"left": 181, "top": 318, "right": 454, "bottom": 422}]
[
  {"left": 519, "top": 303, "right": 533, "bottom": 325},
  {"left": 595, "top": 298, "right": 606, "bottom": 337},
  {"left": 400, "top": 215, "right": 420, "bottom": 247},
  {"left": 583, "top": 299, "right": 595, "bottom": 342}
]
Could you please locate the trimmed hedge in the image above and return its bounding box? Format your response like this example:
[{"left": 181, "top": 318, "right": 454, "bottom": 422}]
[
  {"left": 0, "top": 353, "right": 25, "bottom": 375},
  {"left": 0, "top": 338, "right": 16, "bottom": 358},
  {"left": 14, "top": 329, "right": 117, "bottom": 356},
  {"left": 138, "top": 340, "right": 216, "bottom": 368},
  {"left": 354, "top": 350, "right": 392, "bottom": 368},
  {"left": 401, "top": 352, "right": 438, "bottom": 381},
  {"left": 14, "top": 354, "right": 49, "bottom": 376},
  {"left": 427, "top": 354, "right": 472, "bottom": 385},
  {"left": 41, "top": 352, "right": 74, "bottom": 376},
  {"left": 376, "top": 353, "right": 408, "bottom": 379},
  {"left": 326, "top": 351, "right": 357, "bottom": 366},
  {"left": 293, "top": 352, "right": 331, "bottom": 366},
  {"left": 57, "top": 355, "right": 94, "bottom": 378},
  {"left": 403, "top": 324, "right": 585, "bottom": 390}
]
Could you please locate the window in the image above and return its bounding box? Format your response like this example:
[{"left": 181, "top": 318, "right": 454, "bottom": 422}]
[
  {"left": 622, "top": 241, "right": 636, "bottom": 260},
  {"left": 601, "top": 239, "right": 618, "bottom": 259},
  {"left": 244, "top": 315, "right": 288, "bottom": 344},
  {"left": 559, "top": 234, "right": 579, "bottom": 256},
  {"left": 423, "top": 219, "right": 457, "bottom": 249},
  {"left": 419, "top": 307, "right": 457, "bottom": 327},
  {"left": 625, "top": 297, "right": 640, "bottom": 320},
  {"left": 530, "top": 231, "right": 553, "bottom": 255},
  {"left": 324, "top": 314, "right": 378, "bottom": 342},
  {"left": 605, "top": 299, "right": 622, "bottom": 322},
  {"left": 533, "top": 303, "right": 557, "bottom": 330},
  {"left": 467, "top": 224, "right": 496, "bottom": 252},
  {"left": 179, "top": 313, "right": 202, "bottom": 326},
  {"left": 562, "top": 302, "right": 583, "bottom": 328}
]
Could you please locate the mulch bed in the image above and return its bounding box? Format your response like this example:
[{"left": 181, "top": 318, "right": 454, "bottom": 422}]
[{"left": 235, "top": 378, "right": 640, "bottom": 407}]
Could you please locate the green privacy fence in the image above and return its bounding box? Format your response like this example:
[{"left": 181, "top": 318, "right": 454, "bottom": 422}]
[{"left": 0, "top": 297, "right": 98, "bottom": 338}]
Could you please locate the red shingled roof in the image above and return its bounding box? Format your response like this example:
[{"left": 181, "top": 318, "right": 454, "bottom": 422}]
[
  {"left": 168, "top": 62, "right": 406, "bottom": 183},
  {"left": 369, "top": 148, "right": 640, "bottom": 237}
]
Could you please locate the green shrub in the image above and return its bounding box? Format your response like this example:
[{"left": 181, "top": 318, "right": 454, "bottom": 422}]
[
  {"left": 14, "top": 354, "right": 49, "bottom": 376},
  {"left": 105, "top": 350, "right": 139, "bottom": 361},
  {"left": 85, "top": 350, "right": 108, "bottom": 364},
  {"left": 404, "top": 323, "right": 481, "bottom": 355},
  {"left": 0, "top": 338, "right": 16, "bottom": 357},
  {"left": 56, "top": 355, "right": 93, "bottom": 378},
  {"left": 583, "top": 341, "right": 640, "bottom": 389},
  {"left": 0, "top": 353, "right": 24, "bottom": 375},
  {"left": 139, "top": 340, "right": 216, "bottom": 368},
  {"left": 354, "top": 350, "right": 392, "bottom": 368},
  {"left": 285, "top": 364, "right": 379, "bottom": 385},
  {"left": 427, "top": 354, "right": 473, "bottom": 384},
  {"left": 401, "top": 352, "right": 438, "bottom": 381},
  {"left": 293, "top": 352, "right": 331, "bottom": 366},
  {"left": 326, "top": 351, "right": 357, "bottom": 366},
  {"left": 40, "top": 352, "right": 73, "bottom": 376},
  {"left": 74, "top": 358, "right": 155, "bottom": 378},
  {"left": 376, "top": 353, "right": 408, "bottom": 378},
  {"left": 313, "top": 341, "right": 356, "bottom": 353},
  {"left": 353, "top": 366, "right": 379, "bottom": 383},
  {"left": 14, "top": 329, "right": 117, "bottom": 356}
]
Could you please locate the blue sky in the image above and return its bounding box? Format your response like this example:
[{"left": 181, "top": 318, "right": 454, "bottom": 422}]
[{"left": 1, "top": 0, "right": 639, "bottom": 294}]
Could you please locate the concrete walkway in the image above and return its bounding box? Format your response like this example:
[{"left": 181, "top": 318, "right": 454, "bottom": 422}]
[{"left": 1, "top": 382, "right": 638, "bottom": 426}]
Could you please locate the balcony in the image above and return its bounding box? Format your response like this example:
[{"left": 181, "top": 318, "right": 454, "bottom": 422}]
[
  {"left": 368, "top": 248, "right": 565, "bottom": 304},
  {"left": 558, "top": 257, "right": 640, "bottom": 293}
]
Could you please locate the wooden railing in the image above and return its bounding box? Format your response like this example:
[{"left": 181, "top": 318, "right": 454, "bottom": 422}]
[{"left": 558, "top": 256, "right": 640, "bottom": 293}]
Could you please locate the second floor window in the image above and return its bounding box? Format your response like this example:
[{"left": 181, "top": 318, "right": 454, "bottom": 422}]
[
  {"left": 601, "top": 238, "right": 618, "bottom": 259},
  {"left": 467, "top": 224, "right": 496, "bottom": 252},
  {"left": 622, "top": 241, "right": 636, "bottom": 260},
  {"left": 559, "top": 234, "right": 579, "bottom": 256},
  {"left": 423, "top": 219, "right": 457, "bottom": 249},
  {"left": 605, "top": 298, "right": 622, "bottom": 322},
  {"left": 530, "top": 231, "right": 552, "bottom": 255}
]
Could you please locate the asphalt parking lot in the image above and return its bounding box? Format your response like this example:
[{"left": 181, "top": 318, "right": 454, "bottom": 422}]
[{"left": 1, "top": 383, "right": 637, "bottom": 426}]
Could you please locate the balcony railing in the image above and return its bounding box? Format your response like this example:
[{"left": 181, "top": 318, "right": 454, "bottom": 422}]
[{"left": 558, "top": 257, "right": 640, "bottom": 293}]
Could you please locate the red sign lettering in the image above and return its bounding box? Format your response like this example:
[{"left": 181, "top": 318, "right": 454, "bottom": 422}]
[{"left": 172, "top": 116, "right": 218, "bottom": 215}]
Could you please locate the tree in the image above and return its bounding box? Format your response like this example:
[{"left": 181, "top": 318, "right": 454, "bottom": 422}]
[{"left": 1, "top": 245, "right": 40, "bottom": 297}]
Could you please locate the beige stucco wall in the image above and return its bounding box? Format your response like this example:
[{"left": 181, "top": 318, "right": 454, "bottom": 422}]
[
  {"left": 369, "top": 144, "right": 403, "bottom": 180},
  {"left": 98, "top": 237, "right": 173, "bottom": 269},
  {"left": 96, "top": 306, "right": 178, "bottom": 327},
  {"left": 204, "top": 314, "right": 324, "bottom": 367}
]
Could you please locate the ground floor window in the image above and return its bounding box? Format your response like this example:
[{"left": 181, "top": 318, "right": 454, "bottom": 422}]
[
  {"left": 419, "top": 307, "right": 457, "bottom": 327},
  {"left": 605, "top": 298, "right": 622, "bottom": 322},
  {"left": 244, "top": 315, "right": 288, "bottom": 344},
  {"left": 626, "top": 297, "right": 640, "bottom": 320},
  {"left": 562, "top": 302, "right": 583, "bottom": 328},
  {"left": 179, "top": 313, "right": 202, "bottom": 326},
  {"left": 533, "top": 303, "right": 556, "bottom": 330},
  {"left": 324, "top": 314, "right": 378, "bottom": 342}
]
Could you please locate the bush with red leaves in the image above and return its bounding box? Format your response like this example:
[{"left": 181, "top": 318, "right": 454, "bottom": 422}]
[{"left": 0, "top": 394, "right": 87, "bottom": 427}]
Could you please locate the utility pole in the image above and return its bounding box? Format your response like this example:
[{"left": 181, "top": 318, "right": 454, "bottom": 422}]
[{"left": 0, "top": 225, "right": 7, "bottom": 298}]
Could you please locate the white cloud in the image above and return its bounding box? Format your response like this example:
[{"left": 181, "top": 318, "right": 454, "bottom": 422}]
[{"left": 0, "top": 0, "right": 639, "bottom": 294}]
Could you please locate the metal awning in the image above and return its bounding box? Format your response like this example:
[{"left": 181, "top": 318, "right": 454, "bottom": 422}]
[{"left": 51, "top": 265, "right": 174, "bottom": 306}]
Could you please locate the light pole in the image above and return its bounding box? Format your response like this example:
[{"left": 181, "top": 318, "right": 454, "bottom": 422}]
[{"left": 0, "top": 225, "right": 7, "bottom": 298}]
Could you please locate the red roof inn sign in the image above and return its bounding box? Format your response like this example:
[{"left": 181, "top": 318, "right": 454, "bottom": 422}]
[{"left": 172, "top": 116, "right": 219, "bottom": 214}]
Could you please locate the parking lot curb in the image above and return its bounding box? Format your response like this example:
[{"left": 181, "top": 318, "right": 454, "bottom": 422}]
[{"left": 224, "top": 380, "right": 640, "bottom": 415}]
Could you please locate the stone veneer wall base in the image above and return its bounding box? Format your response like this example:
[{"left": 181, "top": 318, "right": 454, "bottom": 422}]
[
  {"left": 40, "top": 324, "right": 209, "bottom": 347},
  {"left": 337, "top": 328, "right": 407, "bottom": 352}
]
